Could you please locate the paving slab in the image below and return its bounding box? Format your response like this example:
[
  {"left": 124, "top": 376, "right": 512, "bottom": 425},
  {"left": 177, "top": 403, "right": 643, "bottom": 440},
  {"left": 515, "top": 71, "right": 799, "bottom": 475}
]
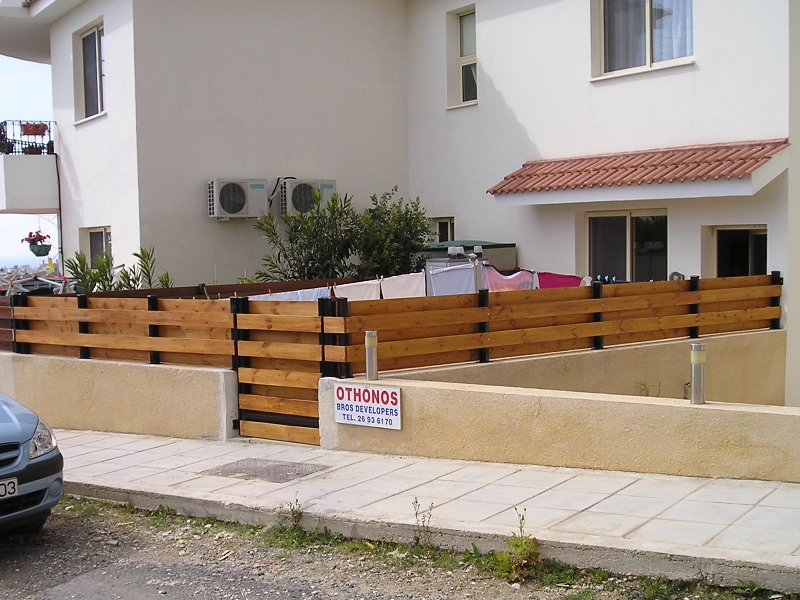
[{"left": 57, "top": 429, "right": 800, "bottom": 593}]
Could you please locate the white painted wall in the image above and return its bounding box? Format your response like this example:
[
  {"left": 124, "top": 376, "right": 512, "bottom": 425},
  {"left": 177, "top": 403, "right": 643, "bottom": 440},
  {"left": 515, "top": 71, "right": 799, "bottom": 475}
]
[
  {"left": 129, "top": 0, "right": 409, "bottom": 285},
  {"left": 49, "top": 0, "right": 142, "bottom": 268},
  {"left": 406, "top": 0, "right": 791, "bottom": 276}
]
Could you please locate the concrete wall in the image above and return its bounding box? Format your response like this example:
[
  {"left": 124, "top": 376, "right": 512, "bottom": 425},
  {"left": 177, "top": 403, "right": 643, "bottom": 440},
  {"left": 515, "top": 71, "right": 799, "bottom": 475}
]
[
  {"left": 319, "top": 373, "right": 800, "bottom": 483},
  {"left": 391, "top": 331, "right": 786, "bottom": 406},
  {"left": 0, "top": 353, "right": 238, "bottom": 440}
]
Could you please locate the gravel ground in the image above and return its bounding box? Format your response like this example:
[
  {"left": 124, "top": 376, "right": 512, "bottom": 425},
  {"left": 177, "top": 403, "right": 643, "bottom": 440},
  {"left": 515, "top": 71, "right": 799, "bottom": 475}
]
[{"left": 0, "top": 497, "right": 754, "bottom": 600}]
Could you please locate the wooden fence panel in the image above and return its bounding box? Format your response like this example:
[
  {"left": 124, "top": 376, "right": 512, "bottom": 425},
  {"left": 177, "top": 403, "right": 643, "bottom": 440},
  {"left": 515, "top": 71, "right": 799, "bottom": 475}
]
[{"left": 235, "top": 299, "right": 324, "bottom": 445}]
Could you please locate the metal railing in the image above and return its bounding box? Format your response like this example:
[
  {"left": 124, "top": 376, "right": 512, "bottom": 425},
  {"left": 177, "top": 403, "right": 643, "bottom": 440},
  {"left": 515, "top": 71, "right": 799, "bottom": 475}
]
[{"left": 0, "top": 120, "right": 55, "bottom": 155}]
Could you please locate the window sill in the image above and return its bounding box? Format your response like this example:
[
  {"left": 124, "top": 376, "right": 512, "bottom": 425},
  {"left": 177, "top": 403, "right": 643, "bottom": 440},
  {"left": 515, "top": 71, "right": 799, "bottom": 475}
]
[
  {"left": 74, "top": 111, "right": 108, "bottom": 127},
  {"left": 590, "top": 56, "right": 695, "bottom": 83},
  {"left": 446, "top": 100, "right": 478, "bottom": 110}
]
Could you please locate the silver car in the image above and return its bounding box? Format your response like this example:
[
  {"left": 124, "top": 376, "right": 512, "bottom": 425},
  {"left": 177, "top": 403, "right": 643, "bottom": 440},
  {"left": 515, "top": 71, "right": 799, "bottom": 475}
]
[{"left": 0, "top": 393, "right": 63, "bottom": 533}]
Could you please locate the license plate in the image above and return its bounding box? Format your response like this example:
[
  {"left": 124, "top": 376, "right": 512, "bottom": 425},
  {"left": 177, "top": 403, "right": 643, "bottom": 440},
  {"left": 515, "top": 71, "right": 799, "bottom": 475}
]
[{"left": 0, "top": 478, "right": 18, "bottom": 498}]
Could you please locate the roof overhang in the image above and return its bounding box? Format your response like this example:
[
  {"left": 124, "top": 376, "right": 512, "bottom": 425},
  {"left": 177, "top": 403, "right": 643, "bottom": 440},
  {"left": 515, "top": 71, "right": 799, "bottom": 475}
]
[
  {"left": 488, "top": 139, "right": 790, "bottom": 207},
  {"left": 0, "top": 0, "right": 85, "bottom": 64}
]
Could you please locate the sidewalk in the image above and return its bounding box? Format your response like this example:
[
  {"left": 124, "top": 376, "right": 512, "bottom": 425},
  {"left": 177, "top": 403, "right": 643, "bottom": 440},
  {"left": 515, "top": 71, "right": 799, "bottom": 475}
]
[{"left": 57, "top": 429, "right": 800, "bottom": 593}]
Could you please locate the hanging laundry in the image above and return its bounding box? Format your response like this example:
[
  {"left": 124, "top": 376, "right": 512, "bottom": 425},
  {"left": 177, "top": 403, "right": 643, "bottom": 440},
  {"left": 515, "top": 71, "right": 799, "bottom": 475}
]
[
  {"left": 482, "top": 266, "right": 535, "bottom": 291},
  {"left": 429, "top": 263, "right": 477, "bottom": 296},
  {"left": 535, "top": 271, "right": 583, "bottom": 289},
  {"left": 380, "top": 272, "right": 426, "bottom": 299},
  {"left": 296, "top": 286, "right": 332, "bottom": 301},
  {"left": 333, "top": 280, "right": 381, "bottom": 300},
  {"left": 249, "top": 290, "right": 301, "bottom": 301}
]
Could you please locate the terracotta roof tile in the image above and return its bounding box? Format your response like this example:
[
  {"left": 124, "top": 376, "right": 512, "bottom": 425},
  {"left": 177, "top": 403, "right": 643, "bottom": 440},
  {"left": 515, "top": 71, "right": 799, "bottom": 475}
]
[{"left": 487, "top": 139, "right": 790, "bottom": 195}]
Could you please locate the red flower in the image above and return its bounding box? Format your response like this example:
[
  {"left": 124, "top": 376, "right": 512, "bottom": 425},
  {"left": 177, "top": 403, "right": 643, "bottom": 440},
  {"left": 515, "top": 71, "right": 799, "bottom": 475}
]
[{"left": 22, "top": 230, "right": 50, "bottom": 245}]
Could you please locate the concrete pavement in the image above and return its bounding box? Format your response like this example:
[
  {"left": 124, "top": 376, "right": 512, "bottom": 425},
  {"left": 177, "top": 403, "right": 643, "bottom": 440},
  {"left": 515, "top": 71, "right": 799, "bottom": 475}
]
[{"left": 57, "top": 429, "right": 800, "bottom": 592}]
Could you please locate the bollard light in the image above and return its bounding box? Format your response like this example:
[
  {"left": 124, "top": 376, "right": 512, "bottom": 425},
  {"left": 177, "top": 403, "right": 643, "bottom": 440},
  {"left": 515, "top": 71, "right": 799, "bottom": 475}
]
[
  {"left": 365, "top": 330, "right": 378, "bottom": 380},
  {"left": 690, "top": 342, "right": 706, "bottom": 405}
]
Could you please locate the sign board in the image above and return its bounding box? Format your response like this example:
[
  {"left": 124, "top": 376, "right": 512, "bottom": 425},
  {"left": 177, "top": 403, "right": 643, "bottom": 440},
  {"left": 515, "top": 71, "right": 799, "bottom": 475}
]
[{"left": 334, "top": 381, "right": 401, "bottom": 430}]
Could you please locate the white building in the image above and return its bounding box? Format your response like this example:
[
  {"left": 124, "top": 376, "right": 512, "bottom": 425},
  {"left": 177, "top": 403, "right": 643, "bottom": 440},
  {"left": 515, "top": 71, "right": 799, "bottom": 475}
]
[{"left": 1, "top": 0, "right": 799, "bottom": 404}]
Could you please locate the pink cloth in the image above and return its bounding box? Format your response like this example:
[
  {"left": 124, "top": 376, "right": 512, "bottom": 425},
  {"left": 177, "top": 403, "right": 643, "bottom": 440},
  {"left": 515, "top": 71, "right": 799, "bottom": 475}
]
[
  {"left": 483, "top": 267, "right": 535, "bottom": 291},
  {"left": 536, "top": 271, "right": 583, "bottom": 289}
]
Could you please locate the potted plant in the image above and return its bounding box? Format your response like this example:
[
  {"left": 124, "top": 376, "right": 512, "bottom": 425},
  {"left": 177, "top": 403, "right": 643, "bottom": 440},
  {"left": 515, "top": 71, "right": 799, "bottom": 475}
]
[{"left": 22, "top": 230, "right": 51, "bottom": 257}]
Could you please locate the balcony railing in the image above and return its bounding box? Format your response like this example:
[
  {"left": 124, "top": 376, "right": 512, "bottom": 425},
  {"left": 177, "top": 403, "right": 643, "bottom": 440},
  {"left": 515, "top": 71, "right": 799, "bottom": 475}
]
[{"left": 0, "top": 120, "right": 55, "bottom": 156}]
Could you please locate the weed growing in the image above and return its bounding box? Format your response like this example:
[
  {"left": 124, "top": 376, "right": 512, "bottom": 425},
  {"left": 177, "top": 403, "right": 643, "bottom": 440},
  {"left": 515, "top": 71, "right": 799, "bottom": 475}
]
[{"left": 53, "top": 497, "right": 799, "bottom": 600}]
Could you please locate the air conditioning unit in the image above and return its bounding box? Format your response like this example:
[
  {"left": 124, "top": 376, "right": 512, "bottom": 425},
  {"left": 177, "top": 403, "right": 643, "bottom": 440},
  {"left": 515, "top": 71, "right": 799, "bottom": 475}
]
[
  {"left": 280, "top": 179, "right": 336, "bottom": 215},
  {"left": 207, "top": 179, "right": 270, "bottom": 219}
]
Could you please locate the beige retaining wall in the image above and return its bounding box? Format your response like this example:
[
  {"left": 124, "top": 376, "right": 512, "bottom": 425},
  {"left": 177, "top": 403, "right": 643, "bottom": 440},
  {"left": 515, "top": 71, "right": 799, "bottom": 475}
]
[
  {"left": 0, "top": 352, "right": 238, "bottom": 440},
  {"left": 389, "top": 330, "right": 786, "bottom": 406},
  {"left": 319, "top": 376, "right": 800, "bottom": 482}
]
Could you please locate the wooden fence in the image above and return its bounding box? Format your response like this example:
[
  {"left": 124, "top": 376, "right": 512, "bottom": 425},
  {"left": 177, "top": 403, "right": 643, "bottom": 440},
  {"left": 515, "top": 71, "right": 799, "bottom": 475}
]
[{"left": 2, "top": 274, "right": 783, "bottom": 445}]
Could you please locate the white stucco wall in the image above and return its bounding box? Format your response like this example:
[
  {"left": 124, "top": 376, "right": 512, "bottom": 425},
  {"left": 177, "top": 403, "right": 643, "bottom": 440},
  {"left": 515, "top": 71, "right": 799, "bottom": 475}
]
[
  {"left": 406, "top": 0, "right": 791, "bottom": 276},
  {"left": 49, "top": 0, "right": 142, "bottom": 265},
  {"left": 128, "top": 0, "right": 409, "bottom": 285}
]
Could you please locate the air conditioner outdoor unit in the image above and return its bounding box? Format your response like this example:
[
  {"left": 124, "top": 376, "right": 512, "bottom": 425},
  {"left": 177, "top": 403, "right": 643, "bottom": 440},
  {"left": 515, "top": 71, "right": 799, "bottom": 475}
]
[
  {"left": 207, "top": 179, "right": 270, "bottom": 219},
  {"left": 280, "top": 179, "right": 336, "bottom": 215}
]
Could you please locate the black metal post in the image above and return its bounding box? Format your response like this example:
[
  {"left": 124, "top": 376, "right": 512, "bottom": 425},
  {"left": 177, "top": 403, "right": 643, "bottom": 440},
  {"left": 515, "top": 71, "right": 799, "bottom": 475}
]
[
  {"left": 689, "top": 276, "right": 700, "bottom": 338},
  {"left": 771, "top": 270, "right": 783, "bottom": 330},
  {"left": 478, "top": 288, "right": 490, "bottom": 363},
  {"left": 592, "top": 281, "right": 604, "bottom": 350},
  {"left": 334, "top": 297, "right": 352, "bottom": 378},
  {"left": 147, "top": 295, "right": 160, "bottom": 365},
  {"left": 77, "top": 294, "right": 90, "bottom": 359}
]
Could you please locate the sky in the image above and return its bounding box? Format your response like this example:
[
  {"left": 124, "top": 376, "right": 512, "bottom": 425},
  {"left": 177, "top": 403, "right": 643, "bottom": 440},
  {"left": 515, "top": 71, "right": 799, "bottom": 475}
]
[{"left": 0, "top": 54, "right": 59, "bottom": 269}]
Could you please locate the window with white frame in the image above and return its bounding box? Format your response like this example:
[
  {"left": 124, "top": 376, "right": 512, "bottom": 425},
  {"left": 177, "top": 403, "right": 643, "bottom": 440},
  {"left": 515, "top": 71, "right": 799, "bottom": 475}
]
[
  {"left": 599, "top": 0, "right": 693, "bottom": 75},
  {"left": 459, "top": 11, "right": 477, "bottom": 102},
  {"left": 77, "top": 24, "right": 105, "bottom": 119},
  {"left": 447, "top": 6, "right": 477, "bottom": 106},
  {"left": 430, "top": 217, "right": 455, "bottom": 244},
  {"left": 87, "top": 227, "right": 111, "bottom": 263},
  {"left": 588, "top": 211, "right": 667, "bottom": 282}
]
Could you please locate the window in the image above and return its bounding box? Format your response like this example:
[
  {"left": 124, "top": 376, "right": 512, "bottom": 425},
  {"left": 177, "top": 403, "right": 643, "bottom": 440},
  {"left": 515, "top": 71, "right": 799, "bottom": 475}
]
[
  {"left": 430, "top": 217, "right": 455, "bottom": 243},
  {"left": 459, "top": 12, "right": 477, "bottom": 103},
  {"left": 601, "top": 0, "right": 693, "bottom": 74},
  {"left": 447, "top": 6, "right": 477, "bottom": 107},
  {"left": 78, "top": 24, "right": 105, "bottom": 119},
  {"left": 716, "top": 227, "right": 767, "bottom": 278},
  {"left": 87, "top": 227, "right": 111, "bottom": 262},
  {"left": 588, "top": 211, "right": 667, "bottom": 282}
]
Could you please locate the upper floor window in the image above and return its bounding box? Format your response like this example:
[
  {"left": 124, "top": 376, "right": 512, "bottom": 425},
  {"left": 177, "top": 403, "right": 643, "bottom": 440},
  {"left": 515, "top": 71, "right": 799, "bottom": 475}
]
[
  {"left": 447, "top": 6, "right": 477, "bottom": 107},
  {"left": 602, "top": 0, "right": 693, "bottom": 74},
  {"left": 77, "top": 24, "right": 105, "bottom": 120},
  {"left": 459, "top": 11, "right": 477, "bottom": 103}
]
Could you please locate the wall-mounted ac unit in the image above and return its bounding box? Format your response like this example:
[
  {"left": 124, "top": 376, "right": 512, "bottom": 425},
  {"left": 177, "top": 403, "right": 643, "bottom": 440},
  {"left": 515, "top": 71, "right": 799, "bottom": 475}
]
[
  {"left": 280, "top": 179, "right": 336, "bottom": 215},
  {"left": 207, "top": 179, "right": 270, "bottom": 219}
]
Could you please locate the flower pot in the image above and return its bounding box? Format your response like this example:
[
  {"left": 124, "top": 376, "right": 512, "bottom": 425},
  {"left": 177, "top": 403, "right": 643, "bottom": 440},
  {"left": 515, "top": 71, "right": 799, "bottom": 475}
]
[{"left": 29, "top": 244, "right": 51, "bottom": 257}]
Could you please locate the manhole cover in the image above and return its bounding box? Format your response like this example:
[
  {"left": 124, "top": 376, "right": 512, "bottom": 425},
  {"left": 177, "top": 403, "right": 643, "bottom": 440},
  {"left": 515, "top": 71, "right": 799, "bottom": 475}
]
[{"left": 204, "top": 459, "right": 326, "bottom": 483}]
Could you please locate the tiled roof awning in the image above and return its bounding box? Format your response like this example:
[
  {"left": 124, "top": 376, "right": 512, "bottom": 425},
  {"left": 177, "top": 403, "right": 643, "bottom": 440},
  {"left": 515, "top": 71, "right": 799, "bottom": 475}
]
[{"left": 488, "top": 139, "right": 790, "bottom": 206}]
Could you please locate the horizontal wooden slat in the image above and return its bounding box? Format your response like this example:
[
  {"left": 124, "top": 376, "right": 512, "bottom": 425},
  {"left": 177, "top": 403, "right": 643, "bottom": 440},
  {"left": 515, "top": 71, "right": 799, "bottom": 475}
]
[
  {"left": 237, "top": 314, "right": 321, "bottom": 333},
  {"left": 238, "top": 367, "right": 321, "bottom": 389},
  {"left": 239, "top": 394, "right": 319, "bottom": 418},
  {"left": 13, "top": 307, "right": 233, "bottom": 327},
  {"left": 323, "top": 307, "right": 489, "bottom": 334},
  {"left": 247, "top": 300, "right": 321, "bottom": 316},
  {"left": 239, "top": 421, "right": 320, "bottom": 445},
  {"left": 14, "top": 330, "right": 234, "bottom": 355},
  {"left": 238, "top": 340, "right": 322, "bottom": 361}
]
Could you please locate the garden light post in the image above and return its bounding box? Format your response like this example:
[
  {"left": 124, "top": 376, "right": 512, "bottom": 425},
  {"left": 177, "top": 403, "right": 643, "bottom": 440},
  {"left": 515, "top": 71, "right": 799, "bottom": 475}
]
[
  {"left": 690, "top": 343, "right": 706, "bottom": 405},
  {"left": 365, "top": 330, "right": 378, "bottom": 380}
]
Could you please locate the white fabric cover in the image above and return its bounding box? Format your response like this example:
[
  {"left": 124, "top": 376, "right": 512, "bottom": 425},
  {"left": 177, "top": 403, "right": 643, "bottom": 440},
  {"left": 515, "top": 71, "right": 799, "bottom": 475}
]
[
  {"left": 429, "top": 263, "right": 477, "bottom": 296},
  {"left": 380, "top": 272, "right": 426, "bottom": 299},
  {"left": 333, "top": 280, "right": 381, "bottom": 301}
]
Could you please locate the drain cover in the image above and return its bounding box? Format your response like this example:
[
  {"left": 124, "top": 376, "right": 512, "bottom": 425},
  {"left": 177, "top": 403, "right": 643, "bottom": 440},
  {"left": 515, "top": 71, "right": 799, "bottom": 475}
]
[{"left": 203, "top": 459, "right": 326, "bottom": 483}]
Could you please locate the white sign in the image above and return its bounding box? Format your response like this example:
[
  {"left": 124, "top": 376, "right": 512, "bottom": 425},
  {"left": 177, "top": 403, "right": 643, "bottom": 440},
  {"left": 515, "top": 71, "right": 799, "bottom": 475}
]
[{"left": 334, "top": 381, "right": 402, "bottom": 430}]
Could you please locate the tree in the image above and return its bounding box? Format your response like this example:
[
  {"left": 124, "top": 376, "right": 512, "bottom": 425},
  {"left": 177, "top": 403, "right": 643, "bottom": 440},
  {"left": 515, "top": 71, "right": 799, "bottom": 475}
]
[
  {"left": 355, "top": 187, "right": 431, "bottom": 278},
  {"left": 254, "top": 192, "right": 360, "bottom": 282}
]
